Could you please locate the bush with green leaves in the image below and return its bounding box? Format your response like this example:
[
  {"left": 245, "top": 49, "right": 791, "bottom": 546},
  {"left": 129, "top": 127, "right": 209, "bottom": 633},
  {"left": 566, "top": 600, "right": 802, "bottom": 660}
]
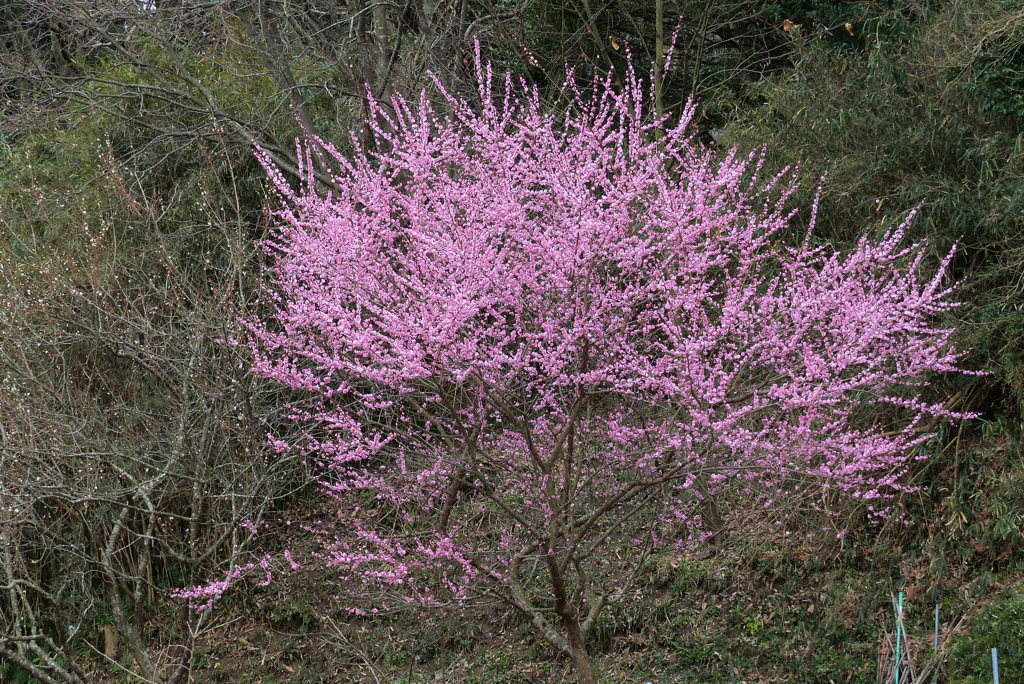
[{"left": 949, "top": 583, "right": 1024, "bottom": 682}]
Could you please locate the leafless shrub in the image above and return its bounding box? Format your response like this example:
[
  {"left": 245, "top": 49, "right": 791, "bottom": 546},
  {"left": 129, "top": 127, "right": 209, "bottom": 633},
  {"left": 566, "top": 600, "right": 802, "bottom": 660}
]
[{"left": 0, "top": 156, "right": 308, "bottom": 682}]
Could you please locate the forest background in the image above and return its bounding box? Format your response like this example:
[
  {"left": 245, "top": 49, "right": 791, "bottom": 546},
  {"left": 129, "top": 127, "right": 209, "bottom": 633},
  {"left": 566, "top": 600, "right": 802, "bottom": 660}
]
[{"left": 1, "top": 0, "right": 1022, "bottom": 681}]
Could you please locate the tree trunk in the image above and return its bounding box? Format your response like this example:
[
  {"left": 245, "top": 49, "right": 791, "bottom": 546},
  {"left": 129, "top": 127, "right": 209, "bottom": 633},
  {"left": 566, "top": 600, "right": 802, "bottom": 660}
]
[
  {"left": 569, "top": 641, "right": 597, "bottom": 684},
  {"left": 543, "top": 550, "right": 599, "bottom": 683},
  {"left": 563, "top": 613, "right": 598, "bottom": 684}
]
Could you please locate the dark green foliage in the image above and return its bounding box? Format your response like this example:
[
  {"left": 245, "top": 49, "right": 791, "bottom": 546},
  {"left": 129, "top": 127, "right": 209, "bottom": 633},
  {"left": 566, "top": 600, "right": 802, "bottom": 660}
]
[
  {"left": 949, "top": 583, "right": 1024, "bottom": 681},
  {"left": 721, "top": 0, "right": 1024, "bottom": 420},
  {"left": 908, "top": 428, "right": 1023, "bottom": 585}
]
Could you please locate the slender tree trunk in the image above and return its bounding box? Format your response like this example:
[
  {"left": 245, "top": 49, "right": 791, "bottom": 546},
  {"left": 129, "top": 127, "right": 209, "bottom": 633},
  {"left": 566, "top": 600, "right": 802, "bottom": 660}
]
[
  {"left": 563, "top": 614, "right": 598, "bottom": 684},
  {"left": 546, "top": 552, "right": 598, "bottom": 683}
]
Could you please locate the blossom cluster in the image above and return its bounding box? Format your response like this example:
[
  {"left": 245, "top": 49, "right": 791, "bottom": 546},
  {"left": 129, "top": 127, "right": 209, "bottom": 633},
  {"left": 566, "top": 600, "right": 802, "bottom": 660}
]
[{"left": 244, "top": 58, "right": 970, "bottom": 613}]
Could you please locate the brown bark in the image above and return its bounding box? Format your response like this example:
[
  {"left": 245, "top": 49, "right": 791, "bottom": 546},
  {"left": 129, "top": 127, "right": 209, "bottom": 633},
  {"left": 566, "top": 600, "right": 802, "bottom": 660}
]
[
  {"left": 547, "top": 552, "right": 599, "bottom": 683},
  {"left": 563, "top": 613, "right": 598, "bottom": 684}
]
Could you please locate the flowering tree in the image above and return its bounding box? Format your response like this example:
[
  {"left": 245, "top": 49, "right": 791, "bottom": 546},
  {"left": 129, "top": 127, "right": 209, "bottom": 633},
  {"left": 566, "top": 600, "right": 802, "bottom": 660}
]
[{"left": 245, "top": 62, "right": 969, "bottom": 681}]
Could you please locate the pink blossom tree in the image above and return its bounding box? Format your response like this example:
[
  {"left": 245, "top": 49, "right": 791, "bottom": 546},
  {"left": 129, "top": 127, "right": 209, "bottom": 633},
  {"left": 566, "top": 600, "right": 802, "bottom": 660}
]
[{"left": 245, "top": 61, "right": 970, "bottom": 681}]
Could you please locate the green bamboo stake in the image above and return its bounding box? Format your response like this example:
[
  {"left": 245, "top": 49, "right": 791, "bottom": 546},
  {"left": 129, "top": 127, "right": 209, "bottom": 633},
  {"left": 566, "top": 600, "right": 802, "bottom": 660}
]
[{"left": 895, "top": 592, "right": 904, "bottom": 684}]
